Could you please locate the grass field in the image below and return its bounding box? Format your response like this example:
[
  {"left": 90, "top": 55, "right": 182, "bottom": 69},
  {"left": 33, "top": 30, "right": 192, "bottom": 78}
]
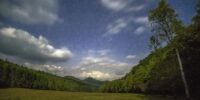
[{"left": 0, "top": 88, "right": 186, "bottom": 100}]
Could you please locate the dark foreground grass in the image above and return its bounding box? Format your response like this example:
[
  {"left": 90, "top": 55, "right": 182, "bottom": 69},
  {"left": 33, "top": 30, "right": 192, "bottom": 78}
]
[{"left": 0, "top": 88, "right": 187, "bottom": 100}]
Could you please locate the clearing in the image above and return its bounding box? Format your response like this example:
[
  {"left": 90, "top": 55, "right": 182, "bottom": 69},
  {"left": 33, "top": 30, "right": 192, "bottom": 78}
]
[{"left": 0, "top": 88, "right": 186, "bottom": 100}]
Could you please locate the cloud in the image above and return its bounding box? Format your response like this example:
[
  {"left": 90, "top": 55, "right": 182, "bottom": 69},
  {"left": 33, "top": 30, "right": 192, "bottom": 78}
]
[
  {"left": 126, "top": 55, "right": 137, "bottom": 60},
  {"left": 88, "top": 49, "right": 111, "bottom": 56},
  {"left": 0, "top": 0, "right": 61, "bottom": 25},
  {"left": 43, "top": 64, "right": 64, "bottom": 73},
  {"left": 23, "top": 62, "right": 66, "bottom": 76},
  {"left": 103, "top": 18, "right": 130, "bottom": 36},
  {"left": 70, "top": 56, "right": 133, "bottom": 81},
  {"left": 101, "top": 0, "right": 129, "bottom": 11},
  {"left": 101, "top": 0, "right": 145, "bottom": 12},
  {"left": 102, "top": 0, "right": 151, "bottom": 37},
  {"left": 0, "top": 27, "right": 72, "bottom": 63},
  {"left": 125, "top": 5, "right": 146, "bottom": 12},
  {"left": 13, "top": 51, "right": 147, "bottom": 80},
  {"left": 80, "top": 71, "right": 111, "bottom": 80},
  {"left": 135, "top": 26, "right": 146, "bottom": 35},
  {"left": 104, "top": 16, "right": 149, "bottom": 36},
  {"left": 134, "top": 16, "right": 149, "bottom": 24},
  {"left": 97, "top": 49, "right": 111, "bottom": 56},
  {"left": 133, "top": 16, "right": 150, "bottom": 35}
]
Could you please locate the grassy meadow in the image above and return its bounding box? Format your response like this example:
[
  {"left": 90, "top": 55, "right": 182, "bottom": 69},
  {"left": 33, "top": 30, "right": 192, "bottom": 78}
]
[{"left": 0, "top": 88, "right": 187, "bottom": 100}]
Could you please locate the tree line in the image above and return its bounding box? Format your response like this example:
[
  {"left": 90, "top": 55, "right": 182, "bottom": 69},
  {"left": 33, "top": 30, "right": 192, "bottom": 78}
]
[{"left": 0, "top": 59, "right": 98, "bottom": 92}]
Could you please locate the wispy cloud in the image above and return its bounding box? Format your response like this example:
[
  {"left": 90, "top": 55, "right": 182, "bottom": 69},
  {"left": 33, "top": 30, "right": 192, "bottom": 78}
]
[
  {"left": 101, "top": 0, "right": 129, "bottom": 11},
  {"left": 104, "top": 16, "right": 149, "bottom": 36},
  {"left": 134, "top": 16, "right": 149, "bottom": 24},
  {"left": 97, "top": 49, "right": 111, "bottom": 56},
  {"left": 101, "top": 0, "right": 145, "bottom": 12},
  {"left": 134, "top": 26, "right": 146, "bottom": 35},
  {"left": 125, "top": 5, "right": 146, "bottom": 12},
  {"left": 88, "top": 49, "right": 111, "bottom": 56},
  {"left": 0, "top": 27, "right": 72, "bottom": 63},
  {"left": 23, "top": 62, "right": 67, "bottom": 76},
  {"left": 0, "top": 0, "right": 61, "bottom": 25},
  {"left": 134, "top": 16, "right": 150, "bottom": 35},
  {"left": 103, "top": 18, "right": 131, "bottom": 36},
  {"left": 126, "top": 55, "right": 137, "bottom": 60},
  {"left": 101, "top": 0, "right": 152, "bottom": 37}
]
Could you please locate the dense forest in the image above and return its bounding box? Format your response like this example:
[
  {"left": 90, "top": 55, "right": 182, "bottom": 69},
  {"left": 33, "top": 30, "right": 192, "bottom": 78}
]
[
  {"left": 101, "top": 0, "right": 200, "bottom": 98},
  {"left": 0, "top": 59, "right": 105, "bottom": 92},
  {"left": 83, "top": 77, "right": 108, "bottom": 88}
]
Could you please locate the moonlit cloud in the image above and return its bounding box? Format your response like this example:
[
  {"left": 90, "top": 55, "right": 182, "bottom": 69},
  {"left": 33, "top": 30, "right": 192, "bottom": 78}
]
[
  {"left": 103, "top": 18, "right": 130, "bottom": 36},
  {"left": 24, "top": 62, "right": 66, "bottom": 76},
  {"left": 133, "top": 16, "right": 150, "bottom": 35},
  {"left": 97, "top": 49, "right": 111, "bottom": 56},
  {"left": 0, "top": 0, "right": 61, "bottom": 25},
  {"left": 0, "top": 27, "right": 73, "bottom": 63},
  {"left": 102, "top": 0, "right": 152, "bottom": 37},
  {"left": 135, "top": 26, "right": 146, "bottom": 35},
  {"left": 134, "top": 16, "right": 149, "bottom": 24},
  {"left": 43, "top": 65, "right": 64, "bottom": 73},
  {"left": 101, "top": 0, "right": 129, "bottom": 11},
  {"left": 88, "top": 49, "right": 111, "bottom": 56},
  {"left": 104, "top": 16, "right": 149, "bottom": 36},
  {"left": 69, "top": 56, "right": 133, "bottom": 81},
  {"left": 14, "top": 51, "right": 145, "bottom": 80},
  {"left": 125, "top": 5, "right": 146, "bottom": 12},
  {"left": 80, "top": 71, "right": 111, "bottom": 80},
  {"left": 126, "top": 55, "right": 137, "bottom": 60},
  {"left": 101, "top": 0, "right": 145, "bottom": 12}
]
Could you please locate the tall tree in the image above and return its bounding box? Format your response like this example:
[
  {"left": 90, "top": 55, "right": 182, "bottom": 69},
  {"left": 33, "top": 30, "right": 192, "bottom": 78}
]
[
  {"left": 192, "top": 0, "right": 200, "bottom": 32},
  {"left": 148, "top": 0, "right": 190, "bottom": 98}
]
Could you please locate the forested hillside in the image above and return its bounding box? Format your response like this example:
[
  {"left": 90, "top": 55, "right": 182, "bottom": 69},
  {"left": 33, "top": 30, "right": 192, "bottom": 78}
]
[
  {"left": 0, "top": 59, "right": 100, "bottom": 92},
  {"left": 101, "top": 0, "right": 200, "bottom": 98},
  {"left": 83, "top": 77, "right": 108, "bottom": 88}
]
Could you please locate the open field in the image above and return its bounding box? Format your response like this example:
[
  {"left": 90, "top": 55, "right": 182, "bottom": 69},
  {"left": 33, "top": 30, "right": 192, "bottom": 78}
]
[{"left": 0, "top": 88, "right": 187, "bottom": 100}]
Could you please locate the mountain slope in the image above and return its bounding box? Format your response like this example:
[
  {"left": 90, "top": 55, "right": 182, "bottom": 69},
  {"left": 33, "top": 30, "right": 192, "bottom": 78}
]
[
  {"left": 100, "top": 27, "right": 200, "bottom": 97},
  {"left": 0, "top": 59, "right": 97, "bottom": 92},
  {"left": 83, "top": 77, "right": 107, "bottom": 87}
]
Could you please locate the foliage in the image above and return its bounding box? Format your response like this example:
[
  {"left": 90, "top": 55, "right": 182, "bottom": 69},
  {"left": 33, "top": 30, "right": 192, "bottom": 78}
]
[
  {"left": 101, "top": 0, "right": 200, "bottom": 98},
  {"left": 83, "top": 77, "right": 107, "bottom": 88},
  {"left": 0, "top": 59, "right": 98, "bottom": 92}
]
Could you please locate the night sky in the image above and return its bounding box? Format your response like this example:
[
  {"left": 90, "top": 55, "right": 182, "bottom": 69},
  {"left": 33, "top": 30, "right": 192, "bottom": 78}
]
[{"left": 0, "top": 0, "right": 197, "bottom": 80}]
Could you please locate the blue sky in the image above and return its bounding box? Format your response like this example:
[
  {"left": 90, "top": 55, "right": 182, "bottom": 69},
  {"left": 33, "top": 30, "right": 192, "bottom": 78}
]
[{"left": 0, "top": 0, "right": 197, "bottom": 80}]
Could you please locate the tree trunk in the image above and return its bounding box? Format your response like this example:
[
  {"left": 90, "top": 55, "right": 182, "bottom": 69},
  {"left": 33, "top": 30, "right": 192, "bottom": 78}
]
[{"left": 175, "top": 48, "right": 190, "bottom": 99}]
